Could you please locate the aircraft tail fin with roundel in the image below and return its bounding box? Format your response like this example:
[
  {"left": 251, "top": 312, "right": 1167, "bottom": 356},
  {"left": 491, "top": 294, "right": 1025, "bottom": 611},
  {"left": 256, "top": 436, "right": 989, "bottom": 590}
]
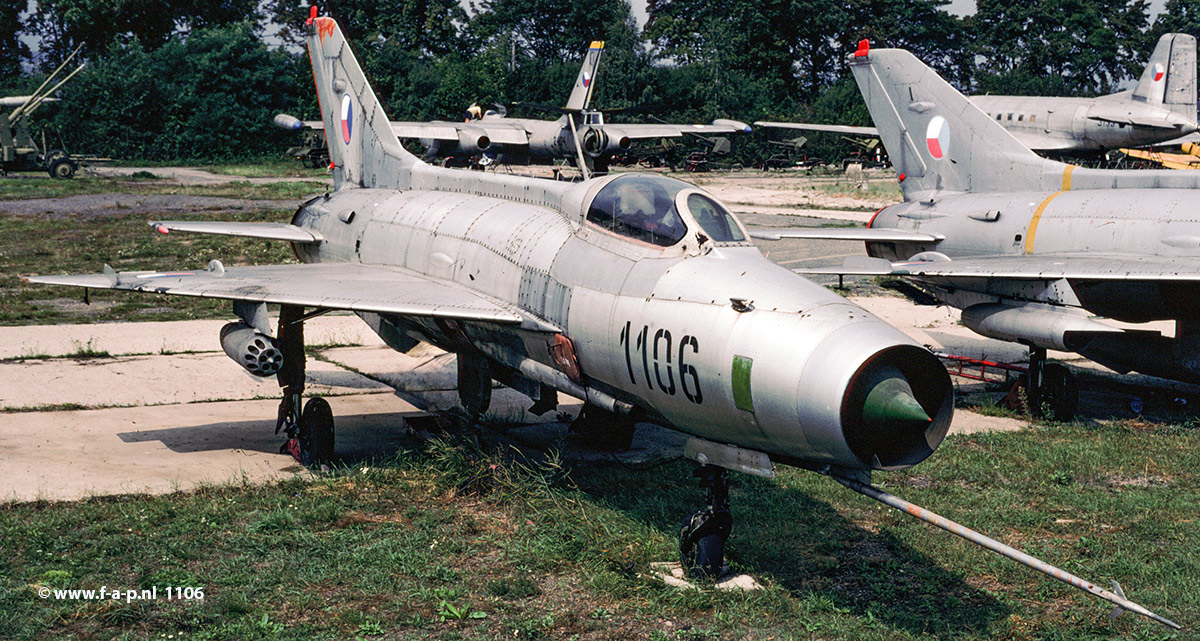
[
  {"left": 565, "top": 41, "right": 604, "bottom": 112},
  {"left": 1132, "top": 33, "right": 1197, "bottom": 117},
  {"left": 847, "top": 41, "right": 1065, "bottom": 200},
  {"left": 305, "top": 10, "right": 421, "bottom": 191}
]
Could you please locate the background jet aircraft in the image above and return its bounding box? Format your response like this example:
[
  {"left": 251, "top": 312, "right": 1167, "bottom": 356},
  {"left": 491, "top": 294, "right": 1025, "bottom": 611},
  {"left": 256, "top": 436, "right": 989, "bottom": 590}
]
[
  {"left": 25, "top": 14, "right": 1176, "bottom": 627},
  {"left": 757, "top": 33, "right": 1198, "bottom": 157},
  {"left": 754, "top": 40, "right": 1200, "bottom": 421},
  {"left": 275, "top": 40, "right": 750, "bottom": 176}
]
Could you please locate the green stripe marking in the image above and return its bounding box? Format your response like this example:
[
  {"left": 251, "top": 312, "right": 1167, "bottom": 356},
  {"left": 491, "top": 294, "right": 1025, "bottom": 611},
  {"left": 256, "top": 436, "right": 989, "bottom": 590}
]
[{"left": 732, "top": 355, "right": 754, "bottom": 412}]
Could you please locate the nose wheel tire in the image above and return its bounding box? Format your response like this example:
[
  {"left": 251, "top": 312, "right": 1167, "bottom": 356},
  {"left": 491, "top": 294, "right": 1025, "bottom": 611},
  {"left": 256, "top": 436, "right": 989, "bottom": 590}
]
[
  {"left": 680, "top": 510, "right": 731, "bottom": 579},
  {"left": 679, "top": 465, "right": 732, "bottom": 580}
]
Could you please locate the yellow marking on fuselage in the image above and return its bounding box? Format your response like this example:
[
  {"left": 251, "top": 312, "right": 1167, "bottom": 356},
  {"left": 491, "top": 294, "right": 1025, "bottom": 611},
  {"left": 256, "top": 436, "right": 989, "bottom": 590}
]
[
  {"left": 1024, "top": 190, "right": 1065, "bottom": 254},
  {"left": 1061, "top": 164, "right": 1076, "bottom": 191}
]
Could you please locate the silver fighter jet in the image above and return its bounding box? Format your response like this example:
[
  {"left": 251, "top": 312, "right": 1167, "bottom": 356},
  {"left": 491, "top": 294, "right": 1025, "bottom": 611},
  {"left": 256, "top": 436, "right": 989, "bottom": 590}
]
[
  {"left": 755, "top": 40, "right": 1200, "bottom": 421},
  {"left": 275, "top": 40, "right": 750, "bottom": 176},
  {"left": 25, "top": 14, "right": 1178, "bottom": 626},
  {"left": 758, "top": 33, "right": 1199, "bottom": 156}
]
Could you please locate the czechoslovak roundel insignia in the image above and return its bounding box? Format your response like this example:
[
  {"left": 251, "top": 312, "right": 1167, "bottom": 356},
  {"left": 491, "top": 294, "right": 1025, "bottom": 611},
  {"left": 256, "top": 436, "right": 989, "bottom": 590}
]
[
  {"left": 340, "top": 94, "right": 353, "bottom": 144},
  {"left": 926, "top": 116, "right": 948, "bottom": 160},
  {"left": 1153, "top": 63, "right": 1165, "bottom": 82}
]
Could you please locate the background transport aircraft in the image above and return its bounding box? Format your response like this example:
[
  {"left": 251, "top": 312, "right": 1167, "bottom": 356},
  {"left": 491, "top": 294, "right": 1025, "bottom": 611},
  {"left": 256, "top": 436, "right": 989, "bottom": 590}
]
[
  {"left": 754, "top": 40, "right": 1200, "bottom": 422},
  {"left": 24, "top": 13, "right": 1178, "bottom": 627},
  {"left": 757, "top": 33, "right": 1198, "bottom": 156},
  {"left": 275, "top": 40, "right": 750, "bottom": 176}
]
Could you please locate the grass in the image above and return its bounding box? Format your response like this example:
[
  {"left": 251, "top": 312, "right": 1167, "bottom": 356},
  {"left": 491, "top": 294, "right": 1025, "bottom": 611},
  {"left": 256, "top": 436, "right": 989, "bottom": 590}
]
[
  {"left": 1, "top": 210, "right": 296, "bottom": 325},
  {"left": 0, "top": 176, "right": 328, "bottom": 201},
  {"left": 809, "top": 179, "right": 903, "bottom": 201},
  {"left": 201, "top": 159, "right": 328, "bottom": 179},
  {"left": 1, "top": 421, "right": 1197, "bottom": 640}
]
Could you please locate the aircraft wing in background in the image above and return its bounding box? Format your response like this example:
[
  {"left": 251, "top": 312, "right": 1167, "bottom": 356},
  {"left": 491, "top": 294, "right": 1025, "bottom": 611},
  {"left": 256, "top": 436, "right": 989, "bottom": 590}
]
[
  {"left": 795, "top": 253, "right": 1200, "bottom": 281},
  {"left": 755, "top": 121, "right": 880, "bottom": 136},
  {"left": 606, "top": 119, "right": 753, "bottom": 140},
  {"left": 276, "top": 115, "right": 532, "bottom": 146}
]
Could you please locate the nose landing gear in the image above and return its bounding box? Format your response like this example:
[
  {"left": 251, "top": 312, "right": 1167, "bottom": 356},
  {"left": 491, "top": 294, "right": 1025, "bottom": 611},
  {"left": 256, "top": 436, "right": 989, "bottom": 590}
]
[{"left": 680, "top": 464, "right": 732, "bottom": 579}]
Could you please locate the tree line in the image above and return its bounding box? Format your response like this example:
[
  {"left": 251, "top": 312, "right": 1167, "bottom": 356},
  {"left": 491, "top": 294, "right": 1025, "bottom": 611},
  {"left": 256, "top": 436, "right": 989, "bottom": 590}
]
[{"left": 2, "top": 0, "right": 1199, "bottom": 162}]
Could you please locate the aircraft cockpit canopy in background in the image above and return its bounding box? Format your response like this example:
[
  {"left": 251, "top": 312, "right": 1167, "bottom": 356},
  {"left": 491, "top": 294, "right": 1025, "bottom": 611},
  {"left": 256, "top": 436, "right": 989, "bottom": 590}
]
[{"left": 585, "top": 174, "right": 747, "bottom": 247}]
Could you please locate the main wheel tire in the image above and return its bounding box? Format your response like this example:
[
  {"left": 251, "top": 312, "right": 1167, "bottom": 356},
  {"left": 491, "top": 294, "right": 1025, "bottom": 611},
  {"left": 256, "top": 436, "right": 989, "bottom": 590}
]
[
  {"left": 570, "top": 406, "right": 636, "bottom": 451},
  {"left": 1040, "top": 363, "right": 1078, "bottom": 421},
  {"left": 299, "top": 397, "right": 335, "bottom": 465},
  {"left": 48, "top": 157, "right": 76, "bottom": 179}
]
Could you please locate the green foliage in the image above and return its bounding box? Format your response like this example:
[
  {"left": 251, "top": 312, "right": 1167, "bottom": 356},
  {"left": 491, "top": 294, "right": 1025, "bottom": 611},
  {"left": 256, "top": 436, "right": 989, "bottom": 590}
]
[
  {"left": 29, "top": 0, "right": 261, "bottom": 64},
  {"left": 0, "top": 1, "right": 30, "bottom": 82},
  {"left": 3, "top": 0, "right": 1184, "bottom": 165},
  {"left": 472, "top": 0, "right": 638, "bottom": 62},
  {"left": 43, "top": 22, "right": 305, "bottom": 161},
  {"left": 1151, "top": 0, "right": 1200, "bottom": 42},
  {"left": 970, "top": 0, "right": 1152, "bottom": 96}
]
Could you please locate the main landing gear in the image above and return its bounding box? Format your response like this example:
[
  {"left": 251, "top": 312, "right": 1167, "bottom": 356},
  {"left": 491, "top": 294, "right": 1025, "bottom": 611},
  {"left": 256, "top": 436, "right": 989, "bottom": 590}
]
[
  {"left": 1023, "top": 347, "right": 1078, "bottom": 421},
  {"left": 679, "top": 464, "right": 732, "bottom": 579},
  {"left": 274, "top": 305, "right": 335, "bottom": 466}
]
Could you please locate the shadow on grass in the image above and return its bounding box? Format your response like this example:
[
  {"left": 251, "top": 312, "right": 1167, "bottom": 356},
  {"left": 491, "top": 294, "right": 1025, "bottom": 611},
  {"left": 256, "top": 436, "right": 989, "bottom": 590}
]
[
  {"left": 122, "top": 407, "right": 1009, "bottom": 636},
  {"left": 573, "top": 458, "right": 1009, "bottom": 637}
]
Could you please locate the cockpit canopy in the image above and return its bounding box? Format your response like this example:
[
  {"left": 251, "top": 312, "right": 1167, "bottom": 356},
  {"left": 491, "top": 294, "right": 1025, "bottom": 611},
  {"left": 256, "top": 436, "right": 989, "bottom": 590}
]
[{"left": 585, "top": 174, "right": 745, "bottom": 247}]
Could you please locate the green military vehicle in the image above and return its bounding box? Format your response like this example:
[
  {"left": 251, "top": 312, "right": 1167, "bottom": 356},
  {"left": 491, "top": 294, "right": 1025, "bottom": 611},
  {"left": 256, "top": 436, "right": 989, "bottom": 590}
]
[{"left": 2, "top": 47, "right": 86, "bottom": 179}]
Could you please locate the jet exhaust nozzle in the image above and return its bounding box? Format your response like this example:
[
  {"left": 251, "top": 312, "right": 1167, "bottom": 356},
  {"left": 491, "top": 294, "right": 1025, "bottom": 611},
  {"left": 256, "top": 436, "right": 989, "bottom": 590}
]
[
  {"left": 581, "top": 128, "right": 630, "bottom": 157},
  {"left": 273, "top": 113, "right": 303, "bottom": 131},
  {"left": 457, "top": 127, "right": 491, "bottom": 153},
  {"left": 220, "top": 322, "right": 283, "bottom": 377},
  {"left": 841, "top": 345, "right": 953, "bottom": 470}
]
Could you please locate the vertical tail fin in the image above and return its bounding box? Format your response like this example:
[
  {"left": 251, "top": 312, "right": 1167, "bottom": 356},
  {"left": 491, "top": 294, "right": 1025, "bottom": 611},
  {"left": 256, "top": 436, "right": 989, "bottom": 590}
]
[
  {"left": 306, "top": 14, "right": 421, "bottom": 190},
  {"left": 1132, "top": 33, "right": 1197, "bottom": 116},
  {"left": 848, "top": 44, "right": 1065, "bottom": 199},
  {"left": 564, "top": 41, "right": 604, "bottom": 111}
]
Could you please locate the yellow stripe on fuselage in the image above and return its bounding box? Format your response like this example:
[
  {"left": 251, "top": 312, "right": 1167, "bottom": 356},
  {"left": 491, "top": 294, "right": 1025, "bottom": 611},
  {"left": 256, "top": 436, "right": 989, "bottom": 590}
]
[
  {"left": 1025, "top": 166, "right": 1076, "bottom": 255},
  {"left": 1025, "top": 191, "right": 1065, "bottom": 254},
  {"left": 1061, "top": 164, "right": 1075, "bottom": 191}
]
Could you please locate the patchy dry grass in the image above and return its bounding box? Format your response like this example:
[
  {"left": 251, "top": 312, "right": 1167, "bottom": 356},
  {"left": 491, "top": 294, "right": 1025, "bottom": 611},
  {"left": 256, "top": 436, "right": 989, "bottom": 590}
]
[
  {"left": 0, "top": 176, "right": 326, "bottom": 200},
  {"left": 1, "top": 210, "right": 295, "bottom": 324}
]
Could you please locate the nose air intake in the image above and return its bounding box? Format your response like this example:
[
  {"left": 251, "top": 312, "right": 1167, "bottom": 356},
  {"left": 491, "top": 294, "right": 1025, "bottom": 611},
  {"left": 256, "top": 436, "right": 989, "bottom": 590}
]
[{"left": 841, "top": 345, "right": 953, "bottom": 470}]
